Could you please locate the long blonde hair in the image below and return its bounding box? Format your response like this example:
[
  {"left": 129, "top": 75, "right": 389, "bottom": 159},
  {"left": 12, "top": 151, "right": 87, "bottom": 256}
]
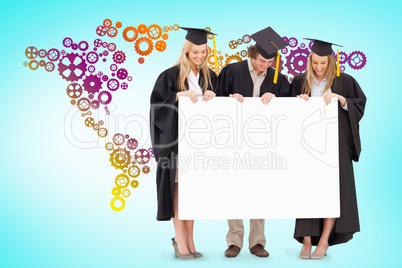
[
  {"left": 174, "top": 40, "right": 212, "bottom": 92},
  {"left": 302, "top": 52, "right": 337, "bottom": 95}
]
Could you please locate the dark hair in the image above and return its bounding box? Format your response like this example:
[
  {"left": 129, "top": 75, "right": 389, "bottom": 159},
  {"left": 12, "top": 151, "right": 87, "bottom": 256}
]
[{"left": 247, "top": 45, "right": 278, "bottom": 60}]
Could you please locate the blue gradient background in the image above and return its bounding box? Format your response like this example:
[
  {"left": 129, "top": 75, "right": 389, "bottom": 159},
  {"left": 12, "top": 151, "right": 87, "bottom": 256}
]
[{"left": 1, "top": 0, "right": 400, "bottom": 267}]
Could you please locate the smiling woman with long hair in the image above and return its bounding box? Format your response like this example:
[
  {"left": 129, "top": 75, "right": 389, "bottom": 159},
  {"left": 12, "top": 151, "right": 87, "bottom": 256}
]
[
  {"left": 290, "top": 39, "right": 366, "bottom": 260},
  {"left": 149, "top": 27, "right": 218, "bottom": 260}
]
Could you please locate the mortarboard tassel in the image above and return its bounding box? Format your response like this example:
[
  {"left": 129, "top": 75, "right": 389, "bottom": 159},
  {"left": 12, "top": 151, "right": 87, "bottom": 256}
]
[
  {"left": 213, "top": 36, "right": 218, "bottom": 68},
  {"left": 274, "top": 52, "right": 280, "bottom": 84},
  {"left": 336, "top": 49, "right": 340, "bottom": 77}
]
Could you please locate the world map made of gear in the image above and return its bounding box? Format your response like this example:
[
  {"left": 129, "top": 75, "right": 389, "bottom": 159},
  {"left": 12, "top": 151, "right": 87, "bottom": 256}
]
[{"left": 23, "top": 19, "right": 367, "bottom": 212}]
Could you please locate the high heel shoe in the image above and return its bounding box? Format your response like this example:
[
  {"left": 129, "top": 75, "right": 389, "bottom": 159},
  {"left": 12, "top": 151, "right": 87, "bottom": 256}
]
[
  {"left": 299, "top": 245, "right": 311, "bottom": 259},
  {"left": 311, "top": 244, "right": 329, "bottom": 260},
  {"left": 190, "top": 251, "right": 203, "bottom": 258},
  {"left": 171, "top": 238, "right": 194, "bottom": 260}
]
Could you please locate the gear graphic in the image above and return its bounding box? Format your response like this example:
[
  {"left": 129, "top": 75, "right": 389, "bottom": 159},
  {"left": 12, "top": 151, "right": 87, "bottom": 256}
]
[
  {"left": 113, "top": 50, "right": 126, "bottom": 64},
  {"left": 228, "top": 40, "right": 238, "bottom": 49},
  {"left": 102, "top": 74, "right": 109, "bottom": 81},
  {"left": 38, "top": 49, "right": 46, "bottom": 58},
  {"left": 121, "top": 82, "right": 128, "bottom": 90},
  {"left": 173, "top": 24, "right": 179, "bottom": 31},
  {"left": 122, "top": 26, "right": 138, "bottom": 42},
  {"left": 131, "top": 179, "right": 139, "bottom": 188},
  {"left": 128, "top": 166, "right": 140, "bottom": 178},
  {"left": 94, "top": 39, "right": 102, "bottom": 47},
  {"left": 106, "top": 142, "right": 114, "bottom": 151},
  {"left": 288, "top": 37, "right": 298, "bottom": 48},
  {"left": 103, "top": 19, "right": 112, "bottom": 27},
  {"left": 90, "top": 100, "right": 100, "bottom": 110},
  {"left": 126, "top": 138, "right": 138, "bottom": 150},
  {"left": 122, "top": 189, "right": 130, "bottom": 198},
  {"left": 107, "top": 78, "right": 119, "bottom": 91},
  {"left": 285, "top": 47, "right": 310, "bottom": 77},
  {"left": 66, "top": 83, "right": 83, "bottom": 99},
  {"left": 116, "top": 22, "right": 122, "bottom": 28},
  {"left": 348, "top": 51, "right": 367, "bottom": 70},
  {"left": 63, "top": 37, "right": 73, "bottom": 47},
  {"left": 88, "top": 65, "right": 95, "bottom": 73},
  {"left": 242, "top": 35, "right": 251, "bottom": 43},
  {"left": 107, "top": 27, "right": 118, "bottom": 37},
  {"left": 115, "top": 174, "right": 130, "bottom": 188},
  {"left": 110, "top": 147, "right": 131, "bottom": 170},
  {"left": 281, "top": 47, "right": 288, "bottom": 54},
  {"left": 108, "top": 43, "right": 116, "bottom": 52},
  {"left": 155, "top": 40, "right": 167, "bottom": 52},
  {"left": 113, "top": 133, "right": 125, "bottom": 146},
  {"left": 148, "top": 148, "right": 154, "bottom": 158},
  {"left": 98, "top": 128, "right": 108, "bottom": 138},
  {"left": 58, "top": 53, "right": 87, "bottom": 81},
  {"left": 112, "top": 186, "right": 121, "bottom": 197},
  {"left": 340, "top": 65, "right": 346, "bottom": 72},
  {"left": 162, "top": 34, "right": 168, "bottom": 40},
  {"left": 83, "top": 74, "right": 103, "bottom": 94},
  {"left": 224, "top": 55, "right": 242, "bottom": 66},
  {"left": 98, "top": 91, "right": 112, "bottom": 105},
  {"left": 240, "top": 50, "right": 247, "bottom": 57},
  {"left": 96, "top": 26, "right": 108, "bottom": 36},
  {"left": 86, "top": 51, "right": 99, "bottom": 64},
  {"left": 45, "top": 62, "right": 55, "bottom": 72},
  {"left": 138, "top": 57, "right": 144, "bottom": 64},
  {"left": 47, "top": 48, "right": 61, "bottom": 61},
  {"left": 93, "top": 124, "right": 99, "bottom": 130},
  {"left": 308, "top": 41, "right": 313, "bottom": 50},
  {"left": 147, "top": 24, "right": 162, "bottom": 40},
  {"left": 77, "top": 97, "right": 91, "bottom": 111},
  {"left": 110, "top": 196, "right": 125, "bottom": 212},
  {"left": 237, "top": 38, "right": 243, "bottom": 45},
  {"left": 134, "top": 37, "right": 153, "bottom": 56},
  {"left": 134, "top": 148, "right": 151, "bottom": 165},
  {"left": 110, "top": 64, "right": 118, "bottom": 71},
  {"left": 116, "top": 68, "right": 128, "bottom": 80},
  {"left": 142, "top": 166, "right": 150, "bottom": 174},
  {"left": 25, "top": 46, "right": 38, "bottom": 59},
  {"left": 338, "top": 51, "right": 348, "bottom": 64},
  {"left": 163, "top": 26, "right": 168, "bottom": 32},
  {"left": 137, "top": 24, "right": 148, "bottom": 34},
  {"left": 85, "top": 117, "right": 95, "bottom": 127}
]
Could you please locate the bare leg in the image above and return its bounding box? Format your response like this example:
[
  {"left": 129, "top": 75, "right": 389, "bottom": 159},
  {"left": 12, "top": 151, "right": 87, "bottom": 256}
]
[
  {"left": 313, "top": 218, "right": 335, "bottom": 255},
  {"left": 172, "top": 183, "right": 190, "bottom": 254},
  {"left": 184, "top": 220, "right": 196, "bottom": 252},
  {"left": 301, "top": 236, "right": 312, "bottom": 254}
]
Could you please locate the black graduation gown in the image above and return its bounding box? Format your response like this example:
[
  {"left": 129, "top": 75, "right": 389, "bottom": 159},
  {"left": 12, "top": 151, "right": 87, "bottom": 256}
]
[
  {"left": 290, "top": 73, "right": 367, "bottom": 245},
  {"left": 149, "top": 65, "right": 218, "bottom": 221},
  {"left": 217, "top": 60, "right": 290, "bottom": 97}
]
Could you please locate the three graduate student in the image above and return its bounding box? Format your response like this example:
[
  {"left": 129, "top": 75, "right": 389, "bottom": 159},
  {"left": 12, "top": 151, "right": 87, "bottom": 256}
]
[
  {"left": 217, "top": 27, "right": 290, "bottom": 258},
  {"left": 149, "top": 27, "right": 218, "bottom": 260},
  {"left": 290, "top": 39, "right": 366, "bottom": 260}
]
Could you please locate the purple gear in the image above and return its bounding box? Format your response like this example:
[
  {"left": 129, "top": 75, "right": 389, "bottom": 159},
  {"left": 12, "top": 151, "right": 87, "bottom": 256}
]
[
  {"left": 63, "top": 37, "right": 73, "bottom": 48},
  {"left": 348, "top": 51, "right": 367, "bottom": 70},
  {"left": 282, "top": 36, "right": 289, "bottom": 43},
  {"left": 103, "top": 50, "right": 109, "bottom": 56},
  {"left": 57, "top": 53, "right": 87, "bottom": 82},
  {"left": 94, "top": 39, "right": 102, "bottom": 47},
  {"left": 126, "top": 138, "right": 138, "bottom": 150},
  {"left": 300, "top": 43, "right": 306, "bottom": 48},
  {"left": 281, "top": 47, "right": 288, "bottom": 54},
  {"left": 102, "top": 75, "right": 109, "bottom": 81},
  {"left": 90, "top": 100, "right": 100, "bottom": 110},
  {"left": 98, "top": 91, "right": 112, "bottom": 105},
  {"left": 88, "top": 65, "right": 95, "bottom": 73},
  {"left": 121, "top": 82, "right": 128, "bottom": 90},
  {"left": 83, "top": 74, "right": 103, "bottom": 94},
  {"left": 338, "top": 51, "right": 348, "bottom": 64},
  {"left": 110, "top": 64, "right": 118, "bottom": 71},
  {"left": 113, "top": 50, "right": 126, "bottom": 64},
  {"left": 45, "top": 62, "right": 55, "bottom": 72},
  {"left": 340, "top": 65, "right": 346, "bottom": 72},
  {"left": 285, "top": 47, "right": 310, "bottom": 77},
  {"left": 288, "top": 37, "right": 298, "bottom": 48},
  {"left": 71, "top": 43, "right": 78, "bottom": 50},
  {"left": 97, "top": 71, "right": 103, "bottom": 77},
  {"left": 47, "top": 48, "right": 60, "bottom": 61},
  {"left": 116, "top": 68, "right": 128, "bottom": 80},
  {"left": 107, "top": 78, "right": 119, "bottom": 91},
  {"left": 102, "top": 42, "right": 108, "bottom": 48},
  {"left": 86, "top": 51, "right": 99, "bottom": 64},
  {"left": 308, "top": 41, "right": 313, "bottom": 50},
  {"left": 108, "top": 43, "right": 116, "bottom": 52},
  {"left": 78, "top": 41, "right": 89, "bottom": 51},
  {"left": 38, "top": 49, "right": 47, "bottom": 58},
  {"left": 61, "top": 50, "right": 66, "bottom": 56}
]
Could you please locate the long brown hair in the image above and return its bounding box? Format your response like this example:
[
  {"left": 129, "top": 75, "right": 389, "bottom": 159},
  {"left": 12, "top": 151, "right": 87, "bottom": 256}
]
[
  {"left": 174, "top": 40, "right": 212, "bottom": 92},
  {"left": 302, "top": 52, "right": 337, "bottom": 95}
]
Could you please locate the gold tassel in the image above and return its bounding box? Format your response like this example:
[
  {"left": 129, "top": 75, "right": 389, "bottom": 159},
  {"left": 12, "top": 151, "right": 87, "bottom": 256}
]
[
  {"left": 213, "top": 36, "right": 218, "bottom": 68},
  {"left": 274, "top": 52, "right": 280, "bottom": 84},
  {"left": 337, "top": 49, "right": 340, "bottom": 77}
]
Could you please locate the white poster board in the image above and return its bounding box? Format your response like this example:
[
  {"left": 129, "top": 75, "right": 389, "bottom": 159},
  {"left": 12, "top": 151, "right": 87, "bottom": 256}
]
[{"left": 178, "top": 97, "right": 339, "bottom": 220}]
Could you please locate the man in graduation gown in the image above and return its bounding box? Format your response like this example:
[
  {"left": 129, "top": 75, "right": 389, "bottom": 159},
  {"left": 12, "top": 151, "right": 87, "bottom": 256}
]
[{"left": 217, "top": 27, "right": 290, "bottom": 258}]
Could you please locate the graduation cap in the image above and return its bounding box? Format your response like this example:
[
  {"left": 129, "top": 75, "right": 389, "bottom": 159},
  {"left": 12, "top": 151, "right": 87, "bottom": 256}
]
[
  {"left": 304, "top": 38, "right": 343, "bottom": 76},
  {"left": 180, "top": 27, "right": 218, "bottom": 67},
  {"left": 251, "top": 27, "right": 289, "bottom": 84}
]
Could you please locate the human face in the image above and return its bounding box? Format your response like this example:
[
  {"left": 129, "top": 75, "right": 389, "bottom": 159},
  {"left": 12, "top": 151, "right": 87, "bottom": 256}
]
[
  {"left": 311, "top": 53, "right": 329, "bottom": 79},
  {"left": 251, "top": 54, "right": 275, "bottom": 74},
  {"left": 188, "top": 44, "right": 207, "bottom": 67}
]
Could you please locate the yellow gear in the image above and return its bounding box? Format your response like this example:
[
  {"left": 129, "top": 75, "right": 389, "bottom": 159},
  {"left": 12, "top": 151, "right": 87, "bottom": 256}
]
[
  {"left": 122, "top": 189, "right": 131, "bottom": 197},
  {"left": 115, "top": 174, "right": 130, "bottom": 188},
  {"left": 110, "top": 196, "right": 125, "bottom": 212},
  {"left": 112, "top": 186, "right": 121, "bottom": 197},
  {"left": 131, "top": 180, "right": 139, "bottom": 188}
]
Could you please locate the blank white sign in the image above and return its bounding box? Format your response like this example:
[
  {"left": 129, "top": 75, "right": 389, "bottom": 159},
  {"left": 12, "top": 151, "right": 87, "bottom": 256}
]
[{"left": 178, "top": 96, "right": 339, "bottom": 220}]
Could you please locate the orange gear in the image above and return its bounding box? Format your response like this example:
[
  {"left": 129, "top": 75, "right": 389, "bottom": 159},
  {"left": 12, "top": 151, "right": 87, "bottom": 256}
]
[
  {"left": 70, "top": 100, "right": 76, "bottom": 105},
  {"left": 168, "top": 26, "right": 173, "bottom": 31},
  {"left": 155, "top": 40, "right": 166, "bottom": 52},
  {"left": 142, "top": 166, "right": 150, "bottom": 174},
  {"left": 122, "top": 26, "right": 138, "bottom": 42},
  {"left": 163, "top": 26, "right": 168, "bottom": 32},
  {"left": 147, "top": 24, "right": 162, "bottom": 40},
  {"left": 240, "top": 50, "right": 247, "bottom": 57},
  {"left": 224, "top": 55, "right": 242, "bottom": 66},
  {"left": 135, "top": 37, "right": 153, "bottom": 56},
  {"left": 173, "top": 24, "right": 179, "bottom": 31},
  {"left": 116, "top": 22, "right": 122, "bottom": 28},
  {"left": 162, "top": 34, "right": 168, "bottom": 40},
  {"left": 137, "top": 24, "right": 148, "bottom": 34},
  {"left": 208, "top": 54, "right": 216, "bottom": 65},
  {"left": 103, "top": 19, "right": 112, "bottom": 27},
  {"left": 98, "top": 128, "right": 108, "bottom": 138},
  {"left": 105, "top": 142, "right": 114, "bottom": 151}
]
